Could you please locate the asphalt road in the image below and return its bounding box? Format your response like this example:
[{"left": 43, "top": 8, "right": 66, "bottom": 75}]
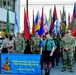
[{"left": 50, "top": 61, "right": 76, "bottom": 75}]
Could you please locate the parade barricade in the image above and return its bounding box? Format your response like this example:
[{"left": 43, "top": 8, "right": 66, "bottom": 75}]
[{"left": 0, "top": 54, "right": 41, "bottom": 75}]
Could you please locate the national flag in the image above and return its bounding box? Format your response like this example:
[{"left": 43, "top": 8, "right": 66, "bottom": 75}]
[
  {"left": 72, "top": 3, "right": 76, "bottom": 37},
  {"left": 59, "top": 21, "right": 62, "bottom": 30},
  {"left": 61, "top": 6, "right": 66, "bottom": 33},
  {"left": 73, "top": 3, "right": 76, "bottom": 19},
  {"left": 71, "top": 3, "right": 76, "bottom": 30},
  {"left": 72, "top": 21, "right": 76, "bottom": 37},
  {"left": 38, "top": 7, "right": 44, "bottom": 37},
  {"left": 71, "top": 15, "right": 75, "bottom": 30},
  {"left": 62, "top": 21, "right": 66, "bottom": 33},
  {"left": 24, "top": 8, "right": 30, "bottom": 40},
  {"left": 32, "top": 10, "right": 35, "bottom": 35},
  {"left": 59, "top": 10, "right": 62, "bottom": 33},
  {"left": 27, "top": 14, "right": 30, "bottom": 32},
  {"left": 68, "top": 13, "right": 71, "bottom": 30},
  {"left": 49, "top": 9, "right": 53, "bottom": 34},
  {"left": 44, "top": 14, "right": 49, "bottom": 33},
  {"left": 14, "top": 12, "right": 19, "bottom": 36},
  {"left": 6, "top": 9, "right": 10, "bottom": 35},
  {"left": 62, "top": 6, "right": 65, "bottom": 21},
  {"left": 62, "top": 6, "right": 66, "bottom": 25},
  {"left": 52, "top": 5, "right": 57, "bottom": 25},
  {"left": 49, "top": 18, "right": 53, "bottom": 34},
  {"left": 34, "top": 11, "right": 40, "bottom": 31},
  {"left": 51, "top": 20, "right": 59, "bottom": 35},
  {"left": 48, "top": 9, "right": 52, "bottom": 22},
  {"left": 51, "top": 21, "right": 56, "bottom": 34}
]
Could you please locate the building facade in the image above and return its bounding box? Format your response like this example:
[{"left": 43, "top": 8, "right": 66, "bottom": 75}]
[
  {"left": 0, "top": 0, "right": 15, "bottom": 12},
  {"left": 0, "top": 0, "right": 20, "bottom": 38}
]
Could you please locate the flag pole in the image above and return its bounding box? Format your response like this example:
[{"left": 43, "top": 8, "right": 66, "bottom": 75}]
[{"left": 26, "top": 0, "right": 28, "bottom": 15}]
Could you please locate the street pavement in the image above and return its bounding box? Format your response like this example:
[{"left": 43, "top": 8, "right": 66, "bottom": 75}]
[{"left": 50, "top": 61, "right": 76, "bottom": 75}]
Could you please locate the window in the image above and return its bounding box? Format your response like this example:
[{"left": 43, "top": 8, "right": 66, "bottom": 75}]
[
  {"left": 0, "top": 0, "right": 2, "bottom": 7},
  {"left": 3, "top": 1, "right": 6, "bottom": 7},
  {"left": 1, "top": 0, "right": 15, "bottom": 11}
]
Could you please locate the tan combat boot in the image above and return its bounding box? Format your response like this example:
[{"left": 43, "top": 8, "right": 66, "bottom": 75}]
[
  {"left": 61, "top": 67, "right": 66, "bottom": 72},
  {"left": 69, "top": 67, "right": 73, "bottom": 72}
]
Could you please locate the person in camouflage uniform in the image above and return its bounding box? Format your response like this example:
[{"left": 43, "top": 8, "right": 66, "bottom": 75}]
[
  {"left": 30, "top": 32, "right": 41, "bottom": 54},
  {"left": 61, "top": 30, "right": 75, "bottom": 72},
  {"left": 14, "top": 32, "right": 25, "bottom": 54}
]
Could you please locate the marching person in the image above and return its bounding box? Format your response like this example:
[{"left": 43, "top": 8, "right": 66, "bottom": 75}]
[
  {"left": 30, "top": 32, "right": 41, "bottom": 54},
  {"left": 61, "top": 30, "right": 75, "bottom": 72},
  {"left": 40, "top": 33, "right": 56, "bottom": 75},
  {"left": 14, "top": 32, "right": 25, "bottom": 54}
]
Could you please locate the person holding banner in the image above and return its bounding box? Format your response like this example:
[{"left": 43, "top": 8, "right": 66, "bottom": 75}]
[{"left": 40, "top": 33, "right": 56, "bottom": 75}]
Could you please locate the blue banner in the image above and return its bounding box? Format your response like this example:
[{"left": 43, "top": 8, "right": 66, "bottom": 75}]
[{"left": 1, "top": 54, "right": 41, "bottom": 74}]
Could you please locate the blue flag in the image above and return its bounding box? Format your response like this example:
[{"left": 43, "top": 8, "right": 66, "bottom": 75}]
[
  {"left": 73, "top": 3, "right": 76, "bottom": 19},
  {"left": 37, "top": 8, "right": 44, "bottom": 36},
  {"left": 14, "top": 12, "right": 19, "bottom": 36}
]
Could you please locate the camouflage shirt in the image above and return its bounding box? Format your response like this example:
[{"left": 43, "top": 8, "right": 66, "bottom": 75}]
[
  {"left": 61, "top": 36, "right": 75, "bottom": 50},
  {"left": 30, "top": 36, "right": 41, "bottom": 54},
  {"left": 14, "top": 37, "right": 25, "bottom": 53}
]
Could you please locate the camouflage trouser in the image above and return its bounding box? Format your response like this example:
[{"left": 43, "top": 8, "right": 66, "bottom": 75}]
[
  {"left": 32, "top": 49, "right": 40, "bottom": 54},
  {"left": 15, "top": 50, "right": 22, "bottom": 54},
  {"left": 33, "top": 51, "right": 40, "bottom": 54},
  {"left": 62, "top": 50, "right": 74, "bottom": 68}
]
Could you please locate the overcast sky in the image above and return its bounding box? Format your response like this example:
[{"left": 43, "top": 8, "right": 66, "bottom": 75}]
[{"left": 20, "top": 0, "right": 76, "bottom": 32}]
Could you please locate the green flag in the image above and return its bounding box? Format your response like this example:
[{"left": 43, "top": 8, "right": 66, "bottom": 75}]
[
  {"left": 71, "top": 18, "right": 75, "bottom": 30},
  {"left": 62, "top": 6, "right": 66, "bottom": 33},
  {"left": 48, "top": 9, "right": 52, "bottom": 22},
  {"left": 62, "top": 6, "right": 65, "bottom": 21},
  {"left": 6, "top": 9, "right": 10, "bottom": 35},
  {"left": 62, "top": 22, "right": 66, "bottom": 33}
]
